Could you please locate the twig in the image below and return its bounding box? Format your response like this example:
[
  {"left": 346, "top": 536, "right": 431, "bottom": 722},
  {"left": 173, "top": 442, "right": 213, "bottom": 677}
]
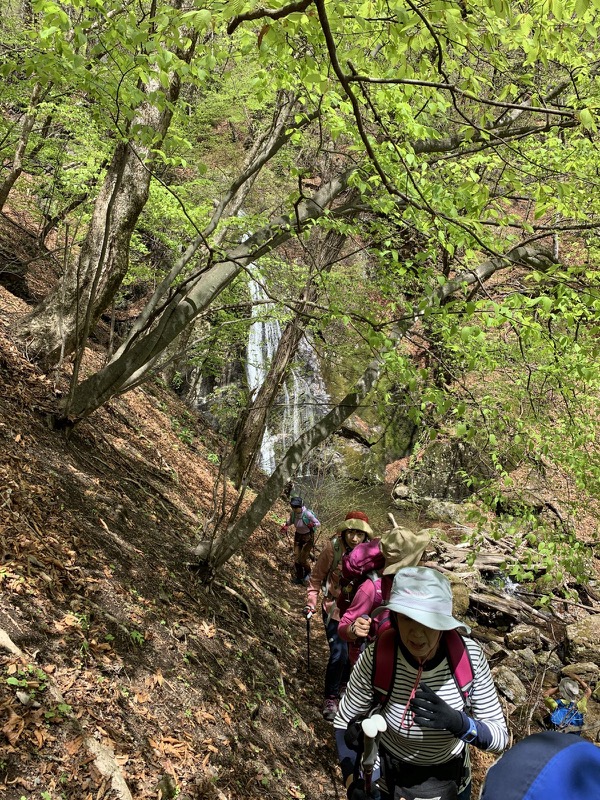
[{"left": 514, "top": 590, "right": 600, "bottom": 614}]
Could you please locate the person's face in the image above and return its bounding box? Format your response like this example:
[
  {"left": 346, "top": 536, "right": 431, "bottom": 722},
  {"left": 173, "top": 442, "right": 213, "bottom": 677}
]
[
  {"left": 291, "top": 505, "right": 301, "bottom": 516},
  {"left": 395, "top": 613, "right": 441, "bottom": 660},
  {"left": 344, "top": 529, "right": 366, "bottom": 549}
]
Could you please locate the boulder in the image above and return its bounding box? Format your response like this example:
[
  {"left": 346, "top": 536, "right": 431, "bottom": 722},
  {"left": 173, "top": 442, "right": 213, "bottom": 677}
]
[
  {"left": 491, "top": 665, "right": 528, "bottom": 705},
  {"left": 424, "top": 499, "right": 465, "bottom": 524},
  {"left": 503, "top": 647, "right": 539, "bottom": 682},
  {"left": 561, "top": 662, "right": 599, "bottom": 682},
  {"left": 448, "top": 578, "right": 471, "bottom": 618},
  {"left": 566, "top": 615, "right": 600, "bottom": 662},
  {"left": 505, "top": 624, "right": 543, "bottom": 652}
]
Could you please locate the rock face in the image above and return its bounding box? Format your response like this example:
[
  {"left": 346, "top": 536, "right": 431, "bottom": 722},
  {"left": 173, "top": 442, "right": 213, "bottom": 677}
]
[
  {"left": 505, "top": 623, "right": 543, "bottom": 652},
  {"left": 492, "top": 665, "right": 528, "bottom": 705},
  {"left": 566, "top": 615, "right": 600, "bottom": 662}
]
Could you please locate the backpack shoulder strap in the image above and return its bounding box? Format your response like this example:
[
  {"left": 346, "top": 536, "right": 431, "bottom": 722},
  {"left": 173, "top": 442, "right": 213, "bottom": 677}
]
[
  {"left": 444, "top": 630, "right": 474, "bottom": 708},
  {"left": 372, "top": 627, "right": 398, "bottom": 707}
]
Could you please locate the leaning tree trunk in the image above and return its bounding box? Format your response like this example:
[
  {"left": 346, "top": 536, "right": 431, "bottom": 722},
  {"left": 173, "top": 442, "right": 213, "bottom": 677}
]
[
  {"left": 192, "top": 243, "right": 556, "bottom": 575},
  {"left": 52, "top": 172, "right": 356, "bottom": 425},
  {"left": 193, "top": 354, "right": 384, "bottom": 575},
  {"left": 0, "top": 82, "right": 42, "bottom": 211},
  {"left": 226, "top": 308, "right": 310, "bottom": 488},
  {"left": 17, "top": 57, "right": 193, "bottom": 368}
]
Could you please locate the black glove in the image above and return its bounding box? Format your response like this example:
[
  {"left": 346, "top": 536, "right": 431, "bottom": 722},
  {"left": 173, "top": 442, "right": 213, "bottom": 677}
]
[
  {"left": 344, "top": 719, "right": 363, "bottom": 752},
  {"left": 347, "top": 778, "right": 380, "bottom": 800},
  {"left": 410, "top": 682, "right": 465, "bottom": 736}
]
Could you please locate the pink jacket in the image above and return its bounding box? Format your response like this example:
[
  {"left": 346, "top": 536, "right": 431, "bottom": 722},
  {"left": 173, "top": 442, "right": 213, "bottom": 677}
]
[
  {"left": 338, "top": 574, "right": 392, "bottom": 664},
  {"left": 306, "top": 538, "right": 343, "bottom": 621}
]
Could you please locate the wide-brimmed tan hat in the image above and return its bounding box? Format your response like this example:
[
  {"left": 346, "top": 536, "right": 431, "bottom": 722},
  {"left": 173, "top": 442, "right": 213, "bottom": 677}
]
[
  {"left": 338, "top": 510, "right": 373, "bottom": 538},
  {"left": 380, "top": 527, "right": 431, "bottom": 575}
]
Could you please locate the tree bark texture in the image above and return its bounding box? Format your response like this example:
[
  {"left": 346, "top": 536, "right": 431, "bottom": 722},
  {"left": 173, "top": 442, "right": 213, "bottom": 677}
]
[
  {"left": 55, "top": 172, "right": 355, "bottom": 423},
  {"left": 0, "top": 82, "right": 42, "bottom": 211},
  {"left": 17, "top": 69, "right": 187, "bottom": 367}
]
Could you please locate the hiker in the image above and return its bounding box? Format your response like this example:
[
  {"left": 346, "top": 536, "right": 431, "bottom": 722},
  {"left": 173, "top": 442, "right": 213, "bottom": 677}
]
[
  {"left": 338, "top": 528, "right": 431, "bottom": 666},
  {"left": 335, "top": 566, "right": 508, "bottom": 800},
  {"left": 304, "top": 510, "right": 374, "bottom": 721},
  {"left": 542, "top": 674, "right": 591, "bottom": 734},
  {"left": 280, "top": 496, "right": 320, "bottom": 585},
  {"left": 479, "top": 730, "right": 600, "bottom": 799}
]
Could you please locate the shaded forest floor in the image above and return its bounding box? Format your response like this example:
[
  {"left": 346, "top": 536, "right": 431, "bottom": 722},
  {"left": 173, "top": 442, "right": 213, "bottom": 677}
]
[{"left": 0, "top": 281, "right": 349, "bottom": 800}]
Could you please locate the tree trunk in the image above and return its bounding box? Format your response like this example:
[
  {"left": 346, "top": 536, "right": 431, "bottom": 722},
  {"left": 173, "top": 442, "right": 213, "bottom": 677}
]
[
  {"left": 193, "top": 354, "right": 383, "bottom": 574},
  {"left": 17, "top": 66, "right": 189, "bottom": 367},
  {"left": 194, "top": 243, "right": 556, "bottom": 575},
  {"left": 0, "top": 82, "right": 42, "bottom": 211},
  {"left": 53, "top": 172, "right": 356, "bottom": 424}
]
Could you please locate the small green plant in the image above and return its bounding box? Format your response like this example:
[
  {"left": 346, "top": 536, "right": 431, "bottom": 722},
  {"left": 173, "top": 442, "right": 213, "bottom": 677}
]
[
  {"left": 5, "top": 665, "right": 49, "bottom": 699},
  {"left": 171, "top": 417, "right": 195, "bottom": 445},
  {"left": 130, "top": 630, "right": 145, "bottom": 646},
  {"left": 45, "top": 703, "right": 72, "bottom": 722},
  {"left": 207, "top": 452, "right": 219, "bottom": 464}
]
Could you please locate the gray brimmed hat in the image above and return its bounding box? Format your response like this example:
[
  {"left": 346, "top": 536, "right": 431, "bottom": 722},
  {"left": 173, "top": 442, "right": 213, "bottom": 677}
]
[
  {"left": 558, "top": 677, "right": 580, "bottom": 702},
  {"left": 338, "top": 510, "right": 373, "bottom": 538},
  {"left": 380, "top": 527, "right": 431, "bottom": 575},
  {"left": 372, "top": 566, "right": 470, "bottom": 633}
]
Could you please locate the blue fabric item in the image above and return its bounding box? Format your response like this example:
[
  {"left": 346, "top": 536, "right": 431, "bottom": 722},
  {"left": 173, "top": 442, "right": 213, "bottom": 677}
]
[
  {"left": 480, "top": 731, "right": 600, "bottom": 800},
  {"left": 549, "top": 699, "right": 584, "bottom": 729}
]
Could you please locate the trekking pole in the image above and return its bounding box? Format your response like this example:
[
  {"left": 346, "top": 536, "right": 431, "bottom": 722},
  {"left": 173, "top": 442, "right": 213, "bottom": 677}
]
[
  {"left": 361, "top": 713, "right": 387, "bottom": 795},
  {"left": 306, "top": 612, "right": 312, "bottom": 673}
]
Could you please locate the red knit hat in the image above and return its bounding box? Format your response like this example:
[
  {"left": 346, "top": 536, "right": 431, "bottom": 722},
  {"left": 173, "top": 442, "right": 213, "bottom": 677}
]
[{"left": 339, "top": 510, "right": 373, "bottom": 537}]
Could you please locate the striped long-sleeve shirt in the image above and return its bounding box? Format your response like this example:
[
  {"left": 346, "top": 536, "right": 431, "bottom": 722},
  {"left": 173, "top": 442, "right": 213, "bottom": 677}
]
[{"left": 334, "top": 634, "right": 508, "bottom": 792}]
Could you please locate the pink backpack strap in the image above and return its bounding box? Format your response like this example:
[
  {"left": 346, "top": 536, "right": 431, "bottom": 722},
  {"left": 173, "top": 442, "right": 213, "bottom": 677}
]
[
  {"left": 444, "top": 630, "right": 474, "bottom": 708},
  {"left": 372, "top": 626, "right": 398, "bottom": 706}
]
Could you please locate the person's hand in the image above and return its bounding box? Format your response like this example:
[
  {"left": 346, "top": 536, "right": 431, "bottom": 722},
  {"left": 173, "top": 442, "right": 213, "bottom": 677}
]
[
  {"left": 410, "top": 682, "right": 464, "bottom": 736},
  {"left": 280, "top": 524, "right": 289, "bottom": 534},
  {"left": 303, "top": 606, "right": 315, "bottom": 620},
  {"left": 350, "top": 615, "right": 370, "bottom": 638}
]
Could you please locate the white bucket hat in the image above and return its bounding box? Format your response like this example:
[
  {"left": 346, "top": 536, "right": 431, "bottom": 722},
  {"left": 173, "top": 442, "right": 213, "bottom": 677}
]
[{"left": 372, "top": 566, "right": 470, "bottom": 634}]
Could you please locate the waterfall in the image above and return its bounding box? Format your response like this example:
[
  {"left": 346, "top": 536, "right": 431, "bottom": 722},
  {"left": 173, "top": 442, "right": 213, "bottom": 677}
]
[
  {"left": 246, "top": 278, "right": 330, "bottom": 475},
  {"left": 246, "top": 279, "right": 279, "bottom": 473}
]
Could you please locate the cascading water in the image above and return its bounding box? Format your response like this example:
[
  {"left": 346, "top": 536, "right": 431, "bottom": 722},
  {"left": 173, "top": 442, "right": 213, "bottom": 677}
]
[
  {"left": 246, "top": 277, "right": 330, "bottom": 475},
  {"left": 246, "top": 279, "right": 278, "bottom": 473}
]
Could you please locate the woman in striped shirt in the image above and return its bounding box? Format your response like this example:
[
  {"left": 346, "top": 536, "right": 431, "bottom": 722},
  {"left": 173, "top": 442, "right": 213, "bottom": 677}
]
[{"left": 334, "top": 566, "right": 508, "bottom": 800}]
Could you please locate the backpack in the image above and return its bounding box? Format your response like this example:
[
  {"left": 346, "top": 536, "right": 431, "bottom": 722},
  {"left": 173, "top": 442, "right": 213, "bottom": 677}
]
[
  {"left": 337, "top": 539, "right": 385, "bottom": 618},
  {"left": 549, "top": 700, "right": 584, "bottom": 730},
  {"left": 372, "top": 627, "right": 475, "bottom": 710}
]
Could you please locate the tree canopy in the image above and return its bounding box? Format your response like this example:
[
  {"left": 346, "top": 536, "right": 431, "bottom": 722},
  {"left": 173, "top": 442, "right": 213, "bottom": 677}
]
[{"left": 2, "top": 0, "right": 600, "bottom": 579}]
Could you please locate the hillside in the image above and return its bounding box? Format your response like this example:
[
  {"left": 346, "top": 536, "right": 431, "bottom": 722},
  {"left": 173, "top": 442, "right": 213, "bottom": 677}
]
[
  {"left": 1, "top": 260, "right": 599, "bottom": 799},
  {"left": 0, "top": 282, "right": 351, "bottom": 800}
]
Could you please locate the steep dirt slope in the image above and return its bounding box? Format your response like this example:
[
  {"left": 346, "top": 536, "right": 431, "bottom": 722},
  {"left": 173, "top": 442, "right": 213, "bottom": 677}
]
[{"left": 0, "top": 285, "right": 348, "bottom": 800}]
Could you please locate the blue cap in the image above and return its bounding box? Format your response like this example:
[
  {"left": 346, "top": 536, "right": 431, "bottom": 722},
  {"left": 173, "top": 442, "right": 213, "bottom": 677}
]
[{"left": 480, "top": 731, "right": 600, "bottom": 800}]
